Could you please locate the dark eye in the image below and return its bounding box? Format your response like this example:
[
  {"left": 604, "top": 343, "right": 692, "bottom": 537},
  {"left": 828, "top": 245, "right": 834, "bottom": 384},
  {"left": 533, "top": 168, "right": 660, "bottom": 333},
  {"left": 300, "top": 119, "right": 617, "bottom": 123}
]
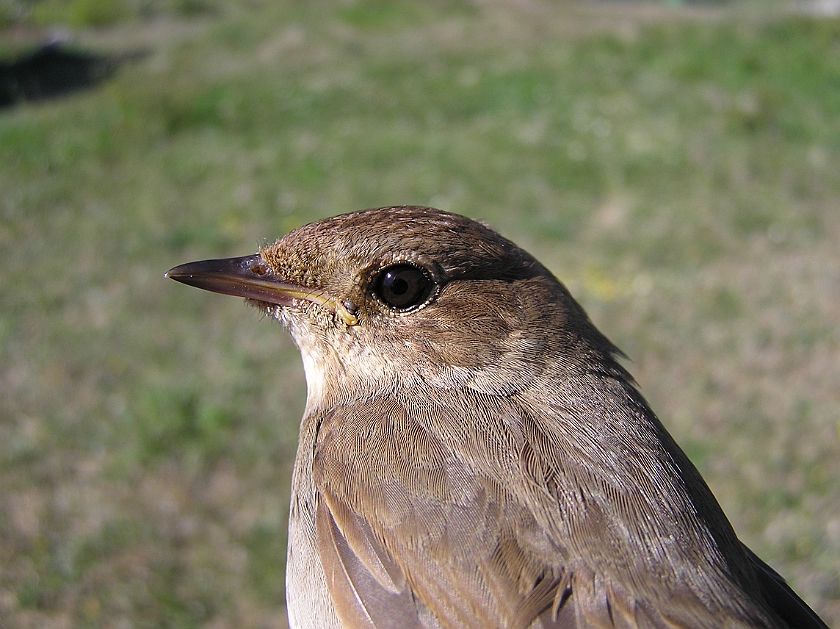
[{"left": 374, "top": 264, "right": 432, "bottom": 310}]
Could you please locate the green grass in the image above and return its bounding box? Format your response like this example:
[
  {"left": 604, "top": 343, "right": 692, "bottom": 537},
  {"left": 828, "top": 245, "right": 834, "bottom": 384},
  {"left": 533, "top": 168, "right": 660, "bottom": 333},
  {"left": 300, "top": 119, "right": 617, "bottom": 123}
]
[{"left": 2, "top": 1, "right": 839, "bottom": 626}]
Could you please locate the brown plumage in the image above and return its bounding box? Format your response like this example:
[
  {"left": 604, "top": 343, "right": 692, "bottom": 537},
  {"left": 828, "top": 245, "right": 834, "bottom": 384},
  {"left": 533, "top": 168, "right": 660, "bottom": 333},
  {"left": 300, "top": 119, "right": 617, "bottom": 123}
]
[{"left": 166, "top": 206, "right": 828, "bottom": 629}]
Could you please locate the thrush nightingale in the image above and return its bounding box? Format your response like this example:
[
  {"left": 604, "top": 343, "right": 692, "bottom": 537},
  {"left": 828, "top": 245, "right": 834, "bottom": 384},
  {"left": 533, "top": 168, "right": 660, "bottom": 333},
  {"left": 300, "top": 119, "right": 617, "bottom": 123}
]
[{"left": 166, "top": 206, "right": 827, "bottom": 629}]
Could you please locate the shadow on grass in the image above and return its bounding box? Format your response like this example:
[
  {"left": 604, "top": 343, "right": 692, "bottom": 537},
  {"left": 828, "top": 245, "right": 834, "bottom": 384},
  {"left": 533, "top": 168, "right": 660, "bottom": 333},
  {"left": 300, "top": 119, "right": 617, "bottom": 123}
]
[{"left": 0, "top": 42, "right": 147, "bottom": 109}]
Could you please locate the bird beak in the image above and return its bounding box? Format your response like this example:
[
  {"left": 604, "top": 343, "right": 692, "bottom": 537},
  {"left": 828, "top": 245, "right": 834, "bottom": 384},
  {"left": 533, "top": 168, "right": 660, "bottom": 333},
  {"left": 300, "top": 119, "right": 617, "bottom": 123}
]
[{"left": 165, "top": 254, "right": 359, "bottom": 326}]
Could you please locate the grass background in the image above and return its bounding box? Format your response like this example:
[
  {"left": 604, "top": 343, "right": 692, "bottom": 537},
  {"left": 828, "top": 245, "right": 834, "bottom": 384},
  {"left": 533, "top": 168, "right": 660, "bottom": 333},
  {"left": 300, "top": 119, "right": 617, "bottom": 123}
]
[{"left": 2, "top": 0, "right": 839, "bottom": 627}]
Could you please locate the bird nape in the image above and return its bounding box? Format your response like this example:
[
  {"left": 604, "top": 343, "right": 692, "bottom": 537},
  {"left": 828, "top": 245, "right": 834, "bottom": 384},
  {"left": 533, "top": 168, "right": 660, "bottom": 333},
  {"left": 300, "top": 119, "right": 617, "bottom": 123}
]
[{"left": 166, "top": 206, "right": 828, "bottom": 629}]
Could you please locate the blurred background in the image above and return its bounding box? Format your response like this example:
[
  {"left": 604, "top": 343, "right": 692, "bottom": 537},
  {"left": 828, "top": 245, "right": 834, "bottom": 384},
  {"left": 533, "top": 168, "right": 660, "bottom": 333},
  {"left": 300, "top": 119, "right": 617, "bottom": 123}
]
[{"left": 1, "top": 0, "right": 839, "bottom": 627}]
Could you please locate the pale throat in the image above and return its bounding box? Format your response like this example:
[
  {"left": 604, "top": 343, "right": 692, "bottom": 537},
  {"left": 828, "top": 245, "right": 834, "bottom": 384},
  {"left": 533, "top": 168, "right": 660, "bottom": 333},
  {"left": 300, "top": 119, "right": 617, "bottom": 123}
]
[
  {"left": 279, "top": 308, "right": 408, "bottom": 408},
  {"left": 300, "top": 349, "right": 328, "bottom": 410},
  {"left": 272, "top": 307, "right": 332, "bottom": 410}
]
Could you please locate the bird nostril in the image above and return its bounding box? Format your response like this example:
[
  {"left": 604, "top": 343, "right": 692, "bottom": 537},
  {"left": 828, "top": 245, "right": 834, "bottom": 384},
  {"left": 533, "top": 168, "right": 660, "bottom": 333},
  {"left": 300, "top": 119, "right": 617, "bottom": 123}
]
[{"left": 249, "top": 262, "right": 269, "bottom": 276}]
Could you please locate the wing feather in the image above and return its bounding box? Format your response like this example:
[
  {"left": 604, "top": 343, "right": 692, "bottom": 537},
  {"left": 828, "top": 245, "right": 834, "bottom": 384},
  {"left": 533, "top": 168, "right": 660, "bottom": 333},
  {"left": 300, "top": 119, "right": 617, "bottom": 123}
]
[
  {"left": 744, "top": 545, "right": 829, "bottom": 629},
  {"left": 310, "top": 388, "right": 809, "bottom": 629},
  {"left": 315, "top": 495, "right": 427, "bottom": 628}
]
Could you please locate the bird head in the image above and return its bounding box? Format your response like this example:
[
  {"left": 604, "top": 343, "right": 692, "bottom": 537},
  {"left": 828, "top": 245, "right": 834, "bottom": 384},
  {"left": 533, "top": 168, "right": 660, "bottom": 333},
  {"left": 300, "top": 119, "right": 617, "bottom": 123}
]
[{"left": 166, "top": 206, "right": 620, "bottom": 407}]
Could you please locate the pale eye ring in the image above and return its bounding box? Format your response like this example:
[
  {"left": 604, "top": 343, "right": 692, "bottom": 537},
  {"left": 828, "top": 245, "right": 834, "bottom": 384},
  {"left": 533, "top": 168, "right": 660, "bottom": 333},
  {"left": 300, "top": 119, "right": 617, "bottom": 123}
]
[{"left": 373, "top": 264, "right": 433, "bottom": 310}]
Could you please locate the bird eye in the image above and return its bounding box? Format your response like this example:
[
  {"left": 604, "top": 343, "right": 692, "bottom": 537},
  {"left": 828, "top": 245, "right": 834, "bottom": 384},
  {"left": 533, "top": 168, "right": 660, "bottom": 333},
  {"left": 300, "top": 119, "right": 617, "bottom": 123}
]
[{"left": 373, "top": 264, "right": 432, "bottom": 310}]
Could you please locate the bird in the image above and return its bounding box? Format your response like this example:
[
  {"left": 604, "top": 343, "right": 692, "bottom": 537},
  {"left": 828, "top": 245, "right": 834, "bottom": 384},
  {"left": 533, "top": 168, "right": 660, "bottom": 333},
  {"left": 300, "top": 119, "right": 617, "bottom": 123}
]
[{"left": 166, "top": 206, "right": 828, "bottom": 629}]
